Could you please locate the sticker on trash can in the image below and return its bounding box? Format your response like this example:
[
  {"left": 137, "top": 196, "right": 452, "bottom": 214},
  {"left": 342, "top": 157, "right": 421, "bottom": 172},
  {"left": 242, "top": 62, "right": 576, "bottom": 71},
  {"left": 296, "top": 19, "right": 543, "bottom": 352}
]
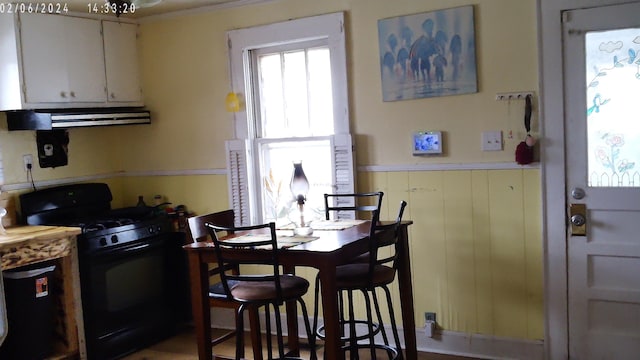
[{"left": 35, "top": 276, "right": 49, "bottom": 298}]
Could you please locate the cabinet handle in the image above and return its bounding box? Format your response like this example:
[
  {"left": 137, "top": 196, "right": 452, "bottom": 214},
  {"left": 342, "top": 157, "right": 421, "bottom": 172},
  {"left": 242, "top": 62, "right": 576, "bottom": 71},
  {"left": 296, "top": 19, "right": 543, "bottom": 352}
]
[
  {"left": 60, "top": 91, "right": 67, "bottom": 98},
  {"left": 70, "top": 91, "right": 76, "bottom": 98},
  {"left": 110, "top": 92, "right": 116, "bottom": 99}
]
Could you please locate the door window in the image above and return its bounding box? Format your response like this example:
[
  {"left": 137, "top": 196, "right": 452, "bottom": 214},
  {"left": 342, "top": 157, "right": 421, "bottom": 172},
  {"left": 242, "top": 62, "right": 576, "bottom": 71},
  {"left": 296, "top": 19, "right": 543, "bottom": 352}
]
[{"left": 586, "top": 28, "right": 640, "bottom": 187}]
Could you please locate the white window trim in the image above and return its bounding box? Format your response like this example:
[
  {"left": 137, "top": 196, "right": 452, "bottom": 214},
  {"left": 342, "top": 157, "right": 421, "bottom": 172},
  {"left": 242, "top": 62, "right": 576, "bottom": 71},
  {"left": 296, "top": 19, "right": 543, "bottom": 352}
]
[
  {"left": 227, "top": 12, "right": 349, "bottom": 139},
  {"left": 226, "top": 12, "right": 354, "bottom": 225}
]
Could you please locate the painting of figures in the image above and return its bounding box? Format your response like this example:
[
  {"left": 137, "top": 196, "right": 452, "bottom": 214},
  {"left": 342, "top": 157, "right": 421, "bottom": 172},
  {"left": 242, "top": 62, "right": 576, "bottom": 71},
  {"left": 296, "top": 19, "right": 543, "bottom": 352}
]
[{"left": 377, "top": 6, "right": 478, "bottom": 101}]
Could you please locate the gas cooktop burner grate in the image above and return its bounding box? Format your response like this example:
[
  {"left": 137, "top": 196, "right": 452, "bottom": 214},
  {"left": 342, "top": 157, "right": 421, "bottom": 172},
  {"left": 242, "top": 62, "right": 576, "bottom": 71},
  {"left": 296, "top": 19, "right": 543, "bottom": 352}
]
[{"left": 80, "top": 218, "right": 136, "bottom": 233}]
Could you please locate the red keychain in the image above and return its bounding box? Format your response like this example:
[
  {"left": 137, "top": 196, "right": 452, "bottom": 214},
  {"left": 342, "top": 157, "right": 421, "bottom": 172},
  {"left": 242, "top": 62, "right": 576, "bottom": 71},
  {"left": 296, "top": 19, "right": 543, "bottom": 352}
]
[{"left": 516, "top": 94, "right": 535, "bottom": 165}]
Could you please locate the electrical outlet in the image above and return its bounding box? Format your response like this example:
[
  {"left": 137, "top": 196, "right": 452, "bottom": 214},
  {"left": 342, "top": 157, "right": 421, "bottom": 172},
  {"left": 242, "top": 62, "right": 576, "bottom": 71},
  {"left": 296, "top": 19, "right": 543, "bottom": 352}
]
[
  {"left": 425, "top": 312, "right": 436, "bottom": 323},
  {"left": 424, "top": 312, "right": 436, "bottom": 338},
  {"left": 23, "top": 154, "right": 33, "bottom": 172}
]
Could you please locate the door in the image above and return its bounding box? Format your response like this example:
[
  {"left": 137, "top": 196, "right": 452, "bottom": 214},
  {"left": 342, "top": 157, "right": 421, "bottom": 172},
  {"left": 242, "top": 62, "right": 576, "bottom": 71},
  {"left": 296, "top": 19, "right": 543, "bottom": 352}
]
[{"left": 563, "top": 3, "right": 640, "bottom": 359}]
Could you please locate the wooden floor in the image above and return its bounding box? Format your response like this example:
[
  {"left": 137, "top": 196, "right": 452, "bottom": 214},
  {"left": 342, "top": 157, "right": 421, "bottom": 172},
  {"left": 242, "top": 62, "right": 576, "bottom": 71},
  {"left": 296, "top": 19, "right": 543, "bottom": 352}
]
[{"left": 121, "top": 326, "right": 477, "bottom": 360}]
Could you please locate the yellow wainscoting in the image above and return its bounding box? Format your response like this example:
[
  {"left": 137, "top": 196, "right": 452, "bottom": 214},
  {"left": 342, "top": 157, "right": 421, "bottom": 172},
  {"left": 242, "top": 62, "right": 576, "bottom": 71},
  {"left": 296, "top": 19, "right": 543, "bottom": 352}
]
[
  {"left": 358, "top": 168, "right": 542, "bottom": 341},
  {"left": 120, "top": 170, "right": 542, "bottom": 341}
]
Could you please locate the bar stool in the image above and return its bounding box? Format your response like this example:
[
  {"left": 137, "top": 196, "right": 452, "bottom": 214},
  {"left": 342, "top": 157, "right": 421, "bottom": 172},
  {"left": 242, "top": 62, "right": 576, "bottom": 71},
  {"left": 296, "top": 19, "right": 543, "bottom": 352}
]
[{"left": 319, "top": 201, "right": 407, "bottom": 359}]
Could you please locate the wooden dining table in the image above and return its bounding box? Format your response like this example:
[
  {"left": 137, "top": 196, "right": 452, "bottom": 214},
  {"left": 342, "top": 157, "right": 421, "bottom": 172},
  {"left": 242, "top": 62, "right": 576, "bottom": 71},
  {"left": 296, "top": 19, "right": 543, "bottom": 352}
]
[{"left": 183, "top": 220, "right": 416, "bottom": 360}]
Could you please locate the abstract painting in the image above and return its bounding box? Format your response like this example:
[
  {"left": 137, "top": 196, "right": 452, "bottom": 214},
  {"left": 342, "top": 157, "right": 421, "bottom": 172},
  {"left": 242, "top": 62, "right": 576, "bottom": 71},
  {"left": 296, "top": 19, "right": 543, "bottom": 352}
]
[{"left": 377, "top": 5, "right": 478, "bottom": 101}]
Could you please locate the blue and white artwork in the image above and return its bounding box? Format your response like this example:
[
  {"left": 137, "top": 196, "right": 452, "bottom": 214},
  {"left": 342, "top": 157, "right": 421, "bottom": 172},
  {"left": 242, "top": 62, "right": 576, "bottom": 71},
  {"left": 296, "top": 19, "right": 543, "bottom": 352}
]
[{"left": 377, "top": 6, "right": 478, "bottom": 101}]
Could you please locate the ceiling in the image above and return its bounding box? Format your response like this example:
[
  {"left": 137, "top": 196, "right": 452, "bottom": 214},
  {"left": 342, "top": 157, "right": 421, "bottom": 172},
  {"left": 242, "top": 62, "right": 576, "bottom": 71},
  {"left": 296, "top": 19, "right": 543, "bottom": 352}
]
[{"left": 16, "top": 0, "right": 273, "bottom": 18}]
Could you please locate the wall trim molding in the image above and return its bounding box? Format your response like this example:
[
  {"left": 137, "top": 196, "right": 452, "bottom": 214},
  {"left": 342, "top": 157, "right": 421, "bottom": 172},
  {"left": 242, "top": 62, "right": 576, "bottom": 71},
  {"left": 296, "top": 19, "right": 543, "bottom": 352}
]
[
  {"left": 122, "top": 169, "right": 227, "bottom": 177},
  {"left": 209, "top": 308, "right": 544, "bottom": 360},
  {"left": 0, "top": 169, "right": 225, "bottom": 192},
  {"left": 414, "top": 329, "right": 544, "bottom": 360},
  {"left": 358, "top": 162, "right": 539, "bottom": 172},
  {"left": 0, "top": 162, "right": 539, "bottom": 192},
  {"left": 1, "top": 171, "right": 125, "bottom": 192}
]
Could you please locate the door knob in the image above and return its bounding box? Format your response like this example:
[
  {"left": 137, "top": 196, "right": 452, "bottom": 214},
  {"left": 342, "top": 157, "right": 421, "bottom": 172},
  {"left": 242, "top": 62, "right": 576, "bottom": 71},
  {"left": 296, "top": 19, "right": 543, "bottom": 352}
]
[
  {"left": 571, "top": 214, "right": 586, "bottom": 226},
  {"left": 569, "top": 203, "right": 587, "bottom": 236}
]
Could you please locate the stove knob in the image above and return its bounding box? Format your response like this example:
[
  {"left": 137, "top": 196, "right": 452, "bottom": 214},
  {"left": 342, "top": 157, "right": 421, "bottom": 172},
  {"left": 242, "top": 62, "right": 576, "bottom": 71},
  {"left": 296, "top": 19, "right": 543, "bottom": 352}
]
[
  {"left": 111, "top": 235, "right": 118, "bottom": 244},
  {"left": 99, "top": 237, "right": 107, "bottom": 246},
  {"left": 157, "top": 225, "right": 162, "bottom": 232},
  {"left": 148, "top": 226, "right": 155, "bottom": 234}
]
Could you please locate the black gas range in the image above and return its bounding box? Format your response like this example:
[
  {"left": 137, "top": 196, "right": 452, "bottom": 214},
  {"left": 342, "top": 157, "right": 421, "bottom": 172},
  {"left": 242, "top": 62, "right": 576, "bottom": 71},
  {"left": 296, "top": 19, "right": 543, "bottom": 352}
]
[{"left": 20, "top": 183, "right": 189, "bottom": 360}]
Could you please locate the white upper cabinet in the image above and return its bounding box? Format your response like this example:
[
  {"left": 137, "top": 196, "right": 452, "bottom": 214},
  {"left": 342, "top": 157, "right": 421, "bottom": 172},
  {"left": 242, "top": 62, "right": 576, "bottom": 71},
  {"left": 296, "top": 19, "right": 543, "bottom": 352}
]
[
  {"left": 20, "top": 14, "right": 106, "bottom": 104},
  {"left": 0, "top": 13, "right": 143, "bottom": 110},
  {"left": 103, "top": 21, "right": 142, "bottom": 103}
]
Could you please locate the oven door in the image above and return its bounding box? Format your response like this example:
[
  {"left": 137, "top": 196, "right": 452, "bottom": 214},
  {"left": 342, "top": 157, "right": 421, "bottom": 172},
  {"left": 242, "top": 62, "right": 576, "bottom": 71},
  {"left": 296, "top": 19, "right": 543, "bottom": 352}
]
[{"left": 79, "top": 234, "right": 184, "bottom": 360}]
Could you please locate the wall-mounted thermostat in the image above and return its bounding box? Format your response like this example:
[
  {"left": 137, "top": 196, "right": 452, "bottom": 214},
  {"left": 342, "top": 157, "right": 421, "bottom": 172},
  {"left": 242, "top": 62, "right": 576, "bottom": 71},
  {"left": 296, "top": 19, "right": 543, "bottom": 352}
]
[{"left": 413, "top": 131, "right": 442, "bottom": 155}]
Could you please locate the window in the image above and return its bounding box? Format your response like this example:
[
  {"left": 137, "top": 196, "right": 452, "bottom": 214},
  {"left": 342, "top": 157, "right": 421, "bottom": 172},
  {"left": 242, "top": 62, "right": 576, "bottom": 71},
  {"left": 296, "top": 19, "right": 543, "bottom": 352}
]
[{"left": 226, "top": 12, "right": 354, "bottom": 225}]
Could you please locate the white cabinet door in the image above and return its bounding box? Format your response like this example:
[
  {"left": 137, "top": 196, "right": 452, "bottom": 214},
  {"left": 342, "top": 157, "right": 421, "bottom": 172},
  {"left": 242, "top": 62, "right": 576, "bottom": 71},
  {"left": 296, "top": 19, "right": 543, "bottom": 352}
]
[
  {"left": 64, "top": 16, "right": 106, "bottom": 103},
  {"left": 19, "top": 14, "right": 106, "bottom": 104},
  {"left": 103, "top": 21, "right": 142, "bottom": 103},
  {"left": 19, "top": 14, "right": 68, "bottom": 103}
]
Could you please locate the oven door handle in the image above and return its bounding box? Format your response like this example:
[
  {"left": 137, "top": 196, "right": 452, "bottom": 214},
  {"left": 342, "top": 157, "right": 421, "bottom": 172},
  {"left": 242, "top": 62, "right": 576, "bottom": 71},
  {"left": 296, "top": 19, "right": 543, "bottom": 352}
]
[{"left": 122, "top": 243, "right": 151, "bottom": 252}]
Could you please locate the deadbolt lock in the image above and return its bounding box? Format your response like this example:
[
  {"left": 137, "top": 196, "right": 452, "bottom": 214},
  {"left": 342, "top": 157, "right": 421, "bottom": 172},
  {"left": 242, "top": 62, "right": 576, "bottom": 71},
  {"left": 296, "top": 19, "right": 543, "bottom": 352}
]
[{"left": 570, "top": 203, "right": 587, "bottom": 236}]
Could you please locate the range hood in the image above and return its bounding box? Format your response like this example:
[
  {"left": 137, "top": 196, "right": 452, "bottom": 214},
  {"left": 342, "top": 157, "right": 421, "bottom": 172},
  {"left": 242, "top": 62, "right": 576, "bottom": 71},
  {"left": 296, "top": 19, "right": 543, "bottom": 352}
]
[{"left": 5, "top": 107, "right": 151, "bottom": 130}]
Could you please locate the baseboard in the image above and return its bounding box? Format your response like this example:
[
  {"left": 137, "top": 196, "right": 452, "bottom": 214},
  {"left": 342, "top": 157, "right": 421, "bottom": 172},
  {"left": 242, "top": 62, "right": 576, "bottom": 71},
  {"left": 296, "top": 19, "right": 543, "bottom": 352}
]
[
  {"left": 412, "top": 328, "right": 544, "bottom": 360},
  {"left": 209, "top": 308, "right": 544, "bottom": 359}
]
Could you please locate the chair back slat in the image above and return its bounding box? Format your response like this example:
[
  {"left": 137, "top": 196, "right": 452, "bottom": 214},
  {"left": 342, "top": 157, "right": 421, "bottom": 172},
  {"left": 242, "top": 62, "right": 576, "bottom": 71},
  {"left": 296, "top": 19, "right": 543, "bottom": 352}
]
[
  {"left": 324, "top": 192, "right": 384, "bottom": 220},
  {"left": 367, "top": 201, "right": 407, "bottom": 283},
  {"left": 186, "top": 209, "right": 238, "bottom": 276},
  {"left": 205, "top": 222, "right": 283, "bottom": 301},
  {"left": 187, "top": 209, "right": 235, "bottom": 242}
]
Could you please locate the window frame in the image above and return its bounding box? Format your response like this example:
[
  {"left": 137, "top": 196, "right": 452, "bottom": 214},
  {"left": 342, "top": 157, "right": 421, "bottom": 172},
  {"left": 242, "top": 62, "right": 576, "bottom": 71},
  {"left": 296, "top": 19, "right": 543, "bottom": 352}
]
[
  {"left": 226, "top": 12, "right": 351, "bottom": 225},
  {"left": 227, "top": 12, "right": 349, "bottom": 139}
]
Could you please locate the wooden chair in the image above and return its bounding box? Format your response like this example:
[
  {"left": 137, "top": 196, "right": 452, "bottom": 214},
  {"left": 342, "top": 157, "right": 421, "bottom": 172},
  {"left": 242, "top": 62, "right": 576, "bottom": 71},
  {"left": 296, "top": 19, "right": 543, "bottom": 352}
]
[
  {"left": 315, "top": 201, "right": 407, "bottom": 359},
  {"left": 323, "top": 192, "right": 384, "bottom": 220},
  {"left": 186, "top": 209, "right": 262, "bottom": 360},
  {"left": 206, "top": 221, "right": 317, "bottom": 360}
]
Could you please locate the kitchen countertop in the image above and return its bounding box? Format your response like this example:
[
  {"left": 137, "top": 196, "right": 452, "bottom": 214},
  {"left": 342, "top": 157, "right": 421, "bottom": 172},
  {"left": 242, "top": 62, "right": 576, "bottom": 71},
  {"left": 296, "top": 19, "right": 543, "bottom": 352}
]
[
  {"left": 0, "top": 225, "right": 85, "bottom": 359},
  {"left": 0, "top": 225, "right": 81, "bottom": 246},
  {"left": 0, "top": 226, "right": 81, "bottom": 270}
]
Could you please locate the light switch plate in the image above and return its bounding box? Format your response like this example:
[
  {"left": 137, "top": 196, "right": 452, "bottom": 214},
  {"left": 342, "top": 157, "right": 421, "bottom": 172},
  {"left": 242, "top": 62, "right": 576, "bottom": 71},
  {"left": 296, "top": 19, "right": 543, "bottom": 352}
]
[{"left": 482, "top": 131, "right": 502, "bottom": 151}]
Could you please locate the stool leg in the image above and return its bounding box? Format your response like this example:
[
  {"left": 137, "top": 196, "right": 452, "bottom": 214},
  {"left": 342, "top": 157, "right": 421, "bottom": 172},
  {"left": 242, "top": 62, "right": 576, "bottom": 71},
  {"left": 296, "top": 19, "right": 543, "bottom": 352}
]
[
  {"left": 273, "top": 303, "right": 286, "bottom": 359},
  {"left": 312, "top": 274, "right": 321, "bottom": 341},
  {"left": 236, "top": 305, "right": 247, "bottom": 360},
  {"left": 372, "top": 290, "right": 390, "bottom": 346},
  {"left": 265, "top": 304, "right": 273, "bottom": 360},
  {"left": 362, "top": 291, "right": 377, "bottom": 360},
  {"left": 382, "top": 285, "right": 403, "bottom": 360},
  {"left": 347, "top": 290, "right": 359, "bottom": 359},
  {"left": 249, "top": 307, "right": 263, "bottom": 360},
  {"left": 298, "top": 298, "right": 318, "bottom": 360},
  {"left": 340, "top": 290, "right": 347, "bottom": 340}
]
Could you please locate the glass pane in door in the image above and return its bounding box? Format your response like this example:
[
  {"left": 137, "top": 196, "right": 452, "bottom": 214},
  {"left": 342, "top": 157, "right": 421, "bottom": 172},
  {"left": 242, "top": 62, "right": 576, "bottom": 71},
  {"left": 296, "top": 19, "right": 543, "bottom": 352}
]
[{"left": 585, "top": 28, "right": 640, "bottom": 187}]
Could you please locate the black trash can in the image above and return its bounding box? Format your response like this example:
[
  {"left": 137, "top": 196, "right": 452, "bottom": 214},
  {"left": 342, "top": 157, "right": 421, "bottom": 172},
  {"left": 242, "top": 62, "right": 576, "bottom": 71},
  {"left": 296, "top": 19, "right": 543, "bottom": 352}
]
[{"left": 0, "top": 262, "right": 56, "bottom": 360}]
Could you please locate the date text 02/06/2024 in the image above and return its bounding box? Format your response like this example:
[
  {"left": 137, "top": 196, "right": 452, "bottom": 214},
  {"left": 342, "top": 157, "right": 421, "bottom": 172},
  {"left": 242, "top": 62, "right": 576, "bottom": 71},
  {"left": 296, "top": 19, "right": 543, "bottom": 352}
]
[{"left": 0, "top": 2, "right": 69, "bottom": 14}]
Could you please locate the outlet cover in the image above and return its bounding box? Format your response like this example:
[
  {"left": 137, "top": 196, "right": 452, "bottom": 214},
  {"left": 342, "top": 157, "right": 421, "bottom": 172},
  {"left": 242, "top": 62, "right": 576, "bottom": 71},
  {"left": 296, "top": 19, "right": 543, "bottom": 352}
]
[
  {"left": 482, "top": 131, "right": 502, "bottom": 151},
  {"left": 424, "top": 312, "right": 436, "bottom": 323},
  {"left": 23, "top": 154, "right": 33, "bottom": 171}
]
